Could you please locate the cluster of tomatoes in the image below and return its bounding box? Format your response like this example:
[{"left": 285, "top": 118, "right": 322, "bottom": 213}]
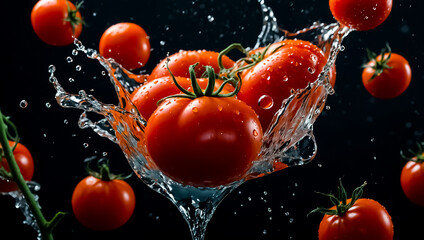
[{"left": 0, "top": 0, "right": 414, "bottom": 238}]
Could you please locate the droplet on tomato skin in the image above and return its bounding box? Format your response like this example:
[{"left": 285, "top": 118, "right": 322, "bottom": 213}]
[
  {"left": 192, "top": 107, "right": 198, "bottom": 113},
  {"left": 308, "top": 67, "right": 315, "bottom": 74},
  {"left": 258, "top": 95, "right": 274, "bottom": 110},
  {"left": 253, "top": 129, "right": 259, "bottom": 137},
  {"left": 217, "top": 105, "right": 223, "bottom": 111}
]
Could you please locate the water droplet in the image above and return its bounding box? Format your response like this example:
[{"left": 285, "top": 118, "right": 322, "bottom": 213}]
[
  {"left": 101, "top": 71, "right": 106, "bottom": 76},
  {"left": 68, "top": 77, "right": 75, "bottom": 83},
  {"left": 217, "top": 105, "right": 223, "bottom": 111},
  {"left": 48, "top": 65, "right": 56, "bottom": 73},
  {"left": 76, "top": 65, "right": 82, "bottom": 71},
  {"left": 253, "top": 129, "right": 259, "bottom": 136},
  {"left": 282, "top": 76, "right": 289, "bottom": 82},
  {"left": 258, "top": 95, "right": 274, "bottom": 110},
  {"left": 160, "top": 41, "right": 166, "bottom": 46},
  {"left": 325, "top": 105, "right": 331, "bottom": 110},
  {"left": 66, "top": 56, "right": 73, "bottom": 63},
  {"left": 45, "top": 102, "right": 51, "bottom": 108},
  {"left": 289, "top": 218, "right": 294, "bottom": 223},
  {"left": 72, "top": 49, "right": 78, "bottom": 56},
  {"left": 102, "top": 152, "right": 108, "bottom": 156},
  {"left": 192, "top": 107, "right": 198, "bottom": 113},
  {"left": 340, "top": 45, "right": 346, "bottom": 51},
  {"left": 263, "top": 229, "right": 267, "bottom": 235},
  {"left": 207, "top": 15, "right": 215, "bottom": 22},
  {"left": 64, "top": 119, "right": 68, "bottom": 124},
  {"left": 268, "top": 207, "right": 272, "bottom": 212},
  {"left": 83, "top": 143, "right": 89, "bottom": 148},
  {"left": 92, "top": 12, "right": 97, "bottom": 16},
  {"left": 308, "top": 67, "right": 315, "bottom": 74},
  {"left": 285, "top": 212, "right": 290, "bottom": 216},
  {"left": 19, "top": 100, "right": 28, "bottom": 108}
]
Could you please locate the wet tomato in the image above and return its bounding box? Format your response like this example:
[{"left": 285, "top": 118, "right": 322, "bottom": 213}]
[
  {"left": 99, "top": 22, "right": 151, "bottom": 70},
  {"left": 31, "top": 0, "right": 83, "bottom": 46},
  {"left": 145, "top": 65, "right": 262, "bottom": 187},
  {"left": 130, "top": 76, "right": 234, "bottom": 121},
  {"left": 72, "top": 172, "right": 136, "bottom": 231},
  {"left": 149, "top": 50, "right": 235, "bottom": 80},
  {"left": 362, "top": 47, "right": 411, "bottom": 99},
  {"left": 237, "top": 39, "right": 336, "bottom": 130},
  {"left": 0, "top": 141, "right": 34, "bottom": 192},
  {"left": 400, "top": 153, "right": 424, "bottom": 207},
  {"left": 329, "top": 0, "right": 392, "bottom": 31}
]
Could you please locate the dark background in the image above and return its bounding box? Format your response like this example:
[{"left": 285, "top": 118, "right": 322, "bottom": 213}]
[{"left": 2, "top": 0, "right": 424, "bottom": 239}]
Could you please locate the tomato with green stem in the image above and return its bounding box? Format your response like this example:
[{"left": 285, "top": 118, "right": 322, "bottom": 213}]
[
  {"left": 149, "top": 50, "right": 235, "bottom": 81},
  {"left": 310, "top": 180, "right": 394, "bottom": 240},
  {"left": 99, "top": 22, "right": 151, "bottom": 70},
  {"left": 71, "top": 158, "right": 135, "bottom": 231},
  {"left": 221, "top": 40, "right": 336, "bottom": 131},
  {"left": 362, "top": 45, "right": 411, "bottom": 99},
  {"left": 400, "top": 144, "right": 424, "bottom": 207},
  {"left": 31, "top": 0, "right": 84, "bottom": 46},
  {"left": 145, "top": 63, "right": 262, "bottom": 187},
  {"left": 329, "top": 0, "right": 393, "bottom": 31},
  {"left": 0, "top": 141, "right": 34, "bottom": 192}
]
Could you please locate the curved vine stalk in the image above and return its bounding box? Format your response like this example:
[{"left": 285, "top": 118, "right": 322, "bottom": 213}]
[{"left": 0, "top": 109, "right": 66, "bottom": 240}]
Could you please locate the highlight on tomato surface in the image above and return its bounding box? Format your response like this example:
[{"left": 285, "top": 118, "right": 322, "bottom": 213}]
[
  {"left": 31, "top": 0, "right": 84, "bottom": 46},
  {"left": 99, "top": 22, "right": 151, "bottom": 70},
  {"left": 400, "top": 143, "right": 424, "bottom": 207},
  {"left": 329, "top": 0, "right": 393, "bottom": 31},
  {"left": 0, "top": 141, "right": 34, "bottom": 192},
  {"left": 310, "top": 180, "right": 394, "bottom": 240},
  {"left": 362, "top": 44, "right": 411, "bottom": 99},
  {"left": 145, "top": 62, "right": 263, "bottom": 187},
  {"left": 71, "top": 158, "right": 136, "bottom": 231}
]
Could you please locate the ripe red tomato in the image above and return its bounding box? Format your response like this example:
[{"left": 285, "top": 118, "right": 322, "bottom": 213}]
[
  {"left": 149, "top": 50, "right": 235, "bottom": 80},
  {"left": 130, "top": 76, "right": 234, "bottom": 121},
  {"left": 237, "top": 39, "right": 336, "bottom": 130},
  {"left": 319, "top": 198, "right": 394, "bottom": 240},
  {"left": 145, "top": 96, "right": 262, "bottom": 187},
  {"left": 99, "top": 22, "right": 151, "bottom": 70},
  {"left": 329, "top": 0, "right": 393, "bottom": 31},
  {"left": 71, "top": 175, "right": 136, "bottom": 231},
  {"left": 0, "top": 141, "right": 34, "bottom": 192},
  {"left": 401, "top": 156, "right": 424, "bottom": 207},
  {"left": 362, "top": 50, "right": 411, "bottom": 99},
  {"left": 31, "top": 0, "right": 83, "bottom": 46}
]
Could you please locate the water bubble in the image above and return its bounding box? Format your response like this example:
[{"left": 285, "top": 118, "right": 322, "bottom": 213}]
[
  {"left": 19, "top": 100, "right": 28, "bottom": 108},
  {"left": 76, "top": 65, "right": 82, "bottom": 71},
  {"left": 66, "top": 56, "right": 73, "bottom": 63},
  {"left": 207, "top": 15, "right": 215, "bottom": 22},
  {"left": 258, "top": 95, "right": 274, "bottom": 110}
]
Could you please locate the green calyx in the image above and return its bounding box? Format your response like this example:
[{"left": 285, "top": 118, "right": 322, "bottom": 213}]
[
  {"left": 85, "top": 157, "right": 132, "bottom": 181},
  {"left": 363, "top": 43, "right": 393, "bottom": 82},
  {"left": 65, "top": 1, "right": 85, "bottom": 35},
  {"left": 308, "top": 179, "right": 367, "bottom": 217},
  {"left": 157, "top": 60, "right": 241, "bottom": 105},
  {"left": 400, "top": 142, "right": 424, "bottom": 163}
]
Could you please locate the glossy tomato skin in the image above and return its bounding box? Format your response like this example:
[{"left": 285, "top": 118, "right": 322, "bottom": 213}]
[
  {"left": 71, "top": 176, "right": 136, "bottom": 231},
  {"left": 99, "top": 22, "right": 151, "bottom": 70},
  {"left": 238, "top": 40, "right": 335, "bottom": 131},
  {"left": 145, "top": 97, "right": 263, "bottom": 187},
  {"left": 31, "top": 0, "right": 82, "bottom": 46},
  {"left": 130, "top": 76, "right": 234, "bottom": 121},
  {"left": 0, "top": 141, "right": 34, "bottom": 192},
  {"left": 401, "top": 160, "right": 424, "bottom": 207},
  {"left": 319, "top": 198, "right": 393, "bottom": 240},
  {"left": 329, "top": 0, "right": 392, "bottom": 31},
  {"left": 149, "top": 50, "right": 235, "bottom": 80},
  {"left": 362, "top": 53, "right": 411, "bottom": 99}
]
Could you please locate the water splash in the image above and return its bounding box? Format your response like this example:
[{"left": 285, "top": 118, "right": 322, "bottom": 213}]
[{"left": 48, "top": 0, "right": 352, "bottom": 239}]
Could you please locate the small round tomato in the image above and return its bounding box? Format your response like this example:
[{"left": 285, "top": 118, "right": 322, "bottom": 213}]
[
  {"left": 319, "top": 199, "right": 394, "bottom": 240},
  {"left": 149, "top": 50, "right": 235, "bottom": 80},
  {"left": 329, "top": 0, "right": 393, "bottom": 31},
  {"left": 400, "top": 156, "right": 424, "bottom": 207},
  {"left": 99, "top": 22, "right": 151, "bottom": 70},
  {"left": 130, "top": 76, "right": 234, "bottom": 121},
  {"left": 362, "top": 48, "right": 411, "bottom": 99},
  {"left": 0, "top": 141, "right": 34, "bottom": 192},
  {"left": 237, "top": 39, "right": 335, "bottom": 130},
  {"left": 72, "top": 167, "right": 136, "bottom": 231},
  {"left": 31, "top": 0, "right": 83, "bottom": 46},
  {"left": 145, "top": 65, "right": 262, "bottom": 187}
]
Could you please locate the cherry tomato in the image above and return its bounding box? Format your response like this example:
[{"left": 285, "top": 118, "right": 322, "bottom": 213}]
[
  {"left": 237, "top": 39, "right": 336, "bottom": 130},
  {"left": 0, "top": 141, "right": 34, "bottom": 192},
  {"left": 71, "top": 175, "right": 136, "bottom": 231},
  {"left": 99, "top": 22, "right": 151, "bottom": 70},
  {"left": 130, "top": 76, "right": 234, "bottom": 121},
  {"left": 149, "top": 50, "right": 235, "bottom": 80},
  {"left": 401, "top": 156, "right": 424, "bottom": 207},
  {"left": 31, "top": 0, "right": 83, "bottom": 46},
  {"left": 319, "top": 198, "right": 394, "bottom": 240},
  {"left": 362, "top": 49, "right": 411, "bottom": 99},
  {"left": 329, "top": 0, "right": 392, "bottom": 31}
]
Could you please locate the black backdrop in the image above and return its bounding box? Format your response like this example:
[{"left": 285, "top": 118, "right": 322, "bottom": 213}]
[{"left": 2, "top": 0, "right": 424, "bottom": 239}]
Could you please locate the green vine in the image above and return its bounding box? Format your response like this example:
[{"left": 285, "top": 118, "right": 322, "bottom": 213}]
[
  {"left": 362, "top": 43, "right": 393, "bottom": 82},
  {"left": 0, "top": 109, "right": 66, "bottom": 240},
  {"left": 400, "top": 142, "right": 424, "bottom": 163}
]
